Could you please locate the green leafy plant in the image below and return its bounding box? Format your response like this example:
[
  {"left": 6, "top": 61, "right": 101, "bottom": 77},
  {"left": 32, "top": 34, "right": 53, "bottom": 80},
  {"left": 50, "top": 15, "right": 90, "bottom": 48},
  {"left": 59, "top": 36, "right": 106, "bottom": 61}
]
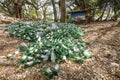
[{"left": 7, "top": 21, "right": 92, "bottom": 80}]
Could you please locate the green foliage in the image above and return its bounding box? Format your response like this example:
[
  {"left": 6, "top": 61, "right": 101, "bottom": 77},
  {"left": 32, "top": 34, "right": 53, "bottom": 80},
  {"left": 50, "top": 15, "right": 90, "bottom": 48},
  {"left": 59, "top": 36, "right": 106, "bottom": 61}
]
[
  {"left": 7, "top": 22, "right": 92, "bottom": 79},
  {"left": 8, "top": 22, "right": 37, "bottom": 42}
]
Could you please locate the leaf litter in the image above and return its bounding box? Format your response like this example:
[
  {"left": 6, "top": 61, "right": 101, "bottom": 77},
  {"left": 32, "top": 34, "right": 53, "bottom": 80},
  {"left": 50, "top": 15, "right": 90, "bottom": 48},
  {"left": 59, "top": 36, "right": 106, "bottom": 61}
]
[{"left": 0, "top": 18, "right": 120, "bottom": 79}]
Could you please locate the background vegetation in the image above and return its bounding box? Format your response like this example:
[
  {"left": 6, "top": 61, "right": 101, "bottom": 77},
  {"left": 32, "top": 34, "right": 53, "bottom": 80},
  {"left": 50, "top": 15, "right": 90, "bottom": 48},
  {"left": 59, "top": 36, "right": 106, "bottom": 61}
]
[{"left": 0, "top": 0, "right": 120, "bottom": 22}]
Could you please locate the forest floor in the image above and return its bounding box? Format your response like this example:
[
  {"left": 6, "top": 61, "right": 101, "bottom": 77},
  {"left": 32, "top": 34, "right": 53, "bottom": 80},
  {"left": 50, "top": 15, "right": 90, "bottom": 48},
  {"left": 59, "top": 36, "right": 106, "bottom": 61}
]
[{"left": 0, "top": 13, "right": 120, "bottom": 80}]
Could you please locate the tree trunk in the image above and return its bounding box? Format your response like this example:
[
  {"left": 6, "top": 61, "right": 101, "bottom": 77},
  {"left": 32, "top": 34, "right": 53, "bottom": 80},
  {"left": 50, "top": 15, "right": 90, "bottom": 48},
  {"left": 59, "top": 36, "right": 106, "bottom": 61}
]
[
  {"left": 35, "top": 9, "right": 39, "bottom": 19},
  {"left": 51, "top": 0, "right": 58, "bottom": 22},
  {"left": 97, "top": 3, "right": 107, "bottom": 21},
  {"left": 13, "top": 2, "right": 22, "bottom": 18},
  {"left": 60, "top": 0, "right": 66, "bottom": 23},
  {"left": 42, "top": 7, "right": 47, "bottom": 22},
  {"left": 43, "top": 10, "right": 46, "bottom": 21},
  {"left": 113, "top": 6, "right": 118, "bottom": 20},
  {"left": 114, "top": 6, "right": 117, "bottom": 16},
  {"left": 24, "top": 5, "right": 29, "bottom": 18},
  {"left": 105, "top": 6, "right": 111, "bottom": 21},
  {"left": 82, "top": 0, "right": 86, "bottom": 9}
]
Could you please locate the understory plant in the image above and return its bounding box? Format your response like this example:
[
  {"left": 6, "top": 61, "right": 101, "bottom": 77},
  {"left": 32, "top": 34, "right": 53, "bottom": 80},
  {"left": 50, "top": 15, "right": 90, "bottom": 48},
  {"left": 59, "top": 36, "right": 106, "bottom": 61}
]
[{"left": 7, "top": 21, "right": 92, "bottom": 80}]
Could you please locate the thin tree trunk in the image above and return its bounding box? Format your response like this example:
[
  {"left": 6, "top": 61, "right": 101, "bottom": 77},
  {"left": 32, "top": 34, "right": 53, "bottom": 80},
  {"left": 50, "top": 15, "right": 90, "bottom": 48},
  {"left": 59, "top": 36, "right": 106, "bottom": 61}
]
[
  {"left": 60, "top": 0, "right": 66, "bottom": 23},
  {"left": 97, "top": 9, "right": 105, "bottom": 21},
  {"left": 51, "top": 0, "right": 58, "bottom": 22},
  {"left": 92, "top": 10, "right": 95, "bottom": 21},
  {"left": 24, "top": 5, "right": 29, "bottom": 18},
  {"left": 113, "top": 6, "right": 117, "bottom": 20},
  {"left": 14, "top": 2, "right": 22, "bottom": 18},
  {"left": 82, "top": 0, "right": 86, "bottom": 9},
  {"left": 14, "top": 3, "right": 19, "bottom": 18},
  {"left": 43, "top": 10, "right": 46, "bottom": 21},
  {"left": 97, "top": 3, "right": 107, "bottom": 21},
  {"left": 42, "top": 7, "right": 47, "bottom": 21},
  {"left": 114, "top": 6, "right": 117, "bottom": 16},
  {"left": 105, "top": 6, "right": 111, "bottom": 21},
  {"left": 35, "top": 9, "right": 38, "bottom": 19}
]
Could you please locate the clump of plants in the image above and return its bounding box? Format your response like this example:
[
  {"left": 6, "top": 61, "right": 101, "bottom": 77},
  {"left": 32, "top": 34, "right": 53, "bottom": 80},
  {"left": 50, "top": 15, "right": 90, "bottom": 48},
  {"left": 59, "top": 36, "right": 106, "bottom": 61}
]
[{"left": 7, "top": 21, "right": 92, "bottom": 79}]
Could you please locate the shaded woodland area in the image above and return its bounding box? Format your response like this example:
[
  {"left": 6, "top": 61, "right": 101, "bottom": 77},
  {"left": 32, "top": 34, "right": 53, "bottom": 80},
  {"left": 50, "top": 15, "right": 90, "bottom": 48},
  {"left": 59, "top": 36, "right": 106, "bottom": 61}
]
[
  {"left": 0, "top": 0, "right": 120, "bottom": 22},
  {"left": 0, "top": 0, "right": 120, "bottom": 80}
]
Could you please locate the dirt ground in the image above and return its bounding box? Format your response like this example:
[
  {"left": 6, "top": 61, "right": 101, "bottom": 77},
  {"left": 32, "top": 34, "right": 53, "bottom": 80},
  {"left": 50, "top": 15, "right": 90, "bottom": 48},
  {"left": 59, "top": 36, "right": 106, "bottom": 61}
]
[{"left": 0, "top": 15, "right": 120, "bottom": 80}]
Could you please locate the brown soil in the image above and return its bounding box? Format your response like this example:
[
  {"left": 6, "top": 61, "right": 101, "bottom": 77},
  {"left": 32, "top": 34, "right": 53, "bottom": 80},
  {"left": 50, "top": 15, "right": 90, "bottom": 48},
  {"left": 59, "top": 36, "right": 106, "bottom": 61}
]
[{"left": 0, "top": 15, "right": 120, "bottom": 80}]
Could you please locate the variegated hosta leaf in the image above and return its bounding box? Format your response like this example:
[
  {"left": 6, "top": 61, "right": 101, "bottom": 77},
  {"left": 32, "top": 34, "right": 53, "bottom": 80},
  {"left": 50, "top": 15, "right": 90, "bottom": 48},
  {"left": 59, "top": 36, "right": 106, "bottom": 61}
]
[
  {"left": 84, "top": 50, "right": 92, "bottom": 58},
  {"left": 54, "top": 64, "right": 59, "bottom": 70},
  {"left": 51, "top": 52, "right": 56, "bottom": 63},
  {"left": 7, "top": 53, "right": 13, "bottom": 59},
  {"left": 25, "top": 61, "right": 34, "bottom": 66},
  {"left": 41, "top": 55, "right": 49, "bottom": 61},
  {"left": 22, "top": 55, "right": 27, "bottom": 60}
]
